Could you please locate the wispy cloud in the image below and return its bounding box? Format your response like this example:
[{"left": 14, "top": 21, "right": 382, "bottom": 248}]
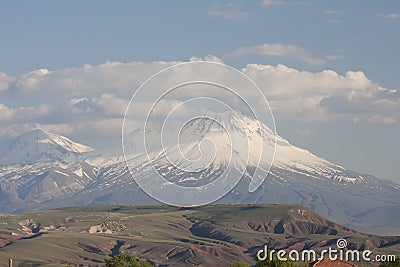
[
  {"left": 208, "top": 2, "right": 253, "bottom": 20},
  {"left": 325, "top": 54, "right": 343, "bottom": 60},
  {"left": 261, "top": 0, "right": 286, "bottom": 7},
  {"left": 324, "top": 9, "right": 342, "bottom": 24},
  {"left": 325, "top": 9, "right": 341, "bottom": 15},
  {"left": 378, "top": 13, "right": 399, "bottom": 19},
  {"left": 208, "top": 10, "right": 252, "bottom": 20},
  {"left": 225, "top": 42, "right": 325, "bottom": 65}
]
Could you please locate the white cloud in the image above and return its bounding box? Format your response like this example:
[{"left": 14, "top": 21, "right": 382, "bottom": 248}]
[
  {"left": 242, "top": 64, "right": 399, "bottom": 123},
  {"left": 82, "top": 118, "right": 125, "bottom": 137},
  {"left": 0, "top": 104, "right": 15, "bottom": 122},
  {"left": 150, "top": 99, "right": 193, "bottom": 117},
  {"left": 0, "top": 123, "right": 38, "bottom": 138},
  {"left": 0, "top": 72, "right": 14, "bottom": 92},
  {"left": 92, "top": 94, "right": 129, "bottom": 117},
  {"left": 0, "top": 59, "right": 399, "bottom": 142},
  {"left": 189, "top": 55, "right": 223, "bottom": 63},
  {"left": 378, "top": 13, "right": 399, "bottom": 19},
  {"left": 225, "top": 43, "right": 325, "bottom": 65},
  {"left": 7, "top": 61, "right": 179, "bottom": 100},
  {"left": 0, "top": 103, "right": 52, "bottom": 123},
  {"left": 262, "top": 0, "right": 286, "bottom": 7}
]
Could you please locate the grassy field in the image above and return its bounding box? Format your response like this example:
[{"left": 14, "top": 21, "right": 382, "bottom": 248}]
[{"left": 0, "top": 204, "right": 398, "bottom": 266}]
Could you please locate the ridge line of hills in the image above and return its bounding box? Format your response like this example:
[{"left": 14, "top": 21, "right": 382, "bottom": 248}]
[{"left": 0, "top": 204, "right": 399, "bottom": 266}]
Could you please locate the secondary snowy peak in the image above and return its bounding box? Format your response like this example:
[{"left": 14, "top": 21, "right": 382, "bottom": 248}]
[
  {"left": 0, "top": 129, "right": 94, "bottom": 165},
  {"left": 27, "top": 129, "right": 93, "bottom": 153}
]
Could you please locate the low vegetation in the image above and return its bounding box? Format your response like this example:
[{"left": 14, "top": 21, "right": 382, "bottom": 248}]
[{"left": 105, "top": 254, "right": 151, "bottom": 267}]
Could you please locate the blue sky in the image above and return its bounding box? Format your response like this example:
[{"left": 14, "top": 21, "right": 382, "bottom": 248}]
[
  {"left": 0, "top": 1, "right": 399, "bottom": 182},
  {"left": 1, "top": 0, "right": 399, "bottom": 85}
]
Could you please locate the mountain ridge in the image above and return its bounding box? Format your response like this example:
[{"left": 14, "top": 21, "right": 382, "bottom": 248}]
[
  {"left": 0, "top": 113, "right": 399, "bottom": 235},
  {"left": 0, "top": 129, "right": 93, "bottom": 165}
]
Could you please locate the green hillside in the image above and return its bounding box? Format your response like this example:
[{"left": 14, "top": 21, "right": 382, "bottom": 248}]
[{"left": 0, "top": 204, "right": 398, "bottom": 266}]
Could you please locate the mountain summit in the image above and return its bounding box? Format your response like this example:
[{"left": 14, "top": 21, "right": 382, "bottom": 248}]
[
  {"left": 0, "top": 129, "right": 93, "bottom": 165},
  {"left": 125, "top": 111, "right": 363, "bottom": 191}
]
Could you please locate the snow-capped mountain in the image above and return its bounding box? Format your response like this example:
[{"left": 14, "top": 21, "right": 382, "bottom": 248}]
[
  {"left": 122, "top": 111, "right": 364, "bottom": 192},
  {"left": 0, "top": 130, "right": 96, "bottom": 211},
  {"left": 0, "top": 129, "right": 93, "bottom": 165},
  {"left": 0, "top": 114, "right": 399, "bottom": 235},
  {"left": 122, "top": 112, "right": 275, "bottom": 191}
]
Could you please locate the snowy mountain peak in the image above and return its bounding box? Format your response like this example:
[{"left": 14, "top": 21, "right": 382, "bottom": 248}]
[
  {"left": 0, "top": 129, "right": 94, "bottom": 165},
  {"left": 25, "top": 128, "right": 48, "bottom": 138},
  {"left": 126, "top": 111, "right": 336, "bottom": 173},
  {"left": 19, "top": 129, "right": 94, "bottom": 154},
  {"left": 179, "top": 111, "right": 275, "bottom": 141},
  {"left": 160, "top": 111, "right": 359, "bottom": 184}
]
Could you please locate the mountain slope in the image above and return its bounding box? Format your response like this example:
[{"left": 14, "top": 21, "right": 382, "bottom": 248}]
[{"left": 0, "top": 115, "right": 399, "bottom": 236}]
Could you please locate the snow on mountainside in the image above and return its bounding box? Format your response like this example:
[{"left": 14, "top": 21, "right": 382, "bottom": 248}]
[
  {"left": 273, "top": 134, "right": 365, "bottom": 184},
  {"left": 0, "top": 114, "right": 399, "bottom": 235},
  {"left": 129, "top": 111, "right": 276, "bottom": 188},
  {"left": 0, "top": 129, "right": 93, "bottom": 165},
  {"left": 128, "top": 111, "right": 362, "bottom": 188}
]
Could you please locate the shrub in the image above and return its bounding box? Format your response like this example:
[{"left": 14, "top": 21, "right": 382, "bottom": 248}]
[{"left": 105, "top": 254, "right": 152, "bottom": 267}]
